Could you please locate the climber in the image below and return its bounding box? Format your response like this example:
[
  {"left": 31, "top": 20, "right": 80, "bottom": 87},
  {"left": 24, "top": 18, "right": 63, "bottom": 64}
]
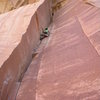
[
  {"left": 43, "top": 28, "right": 50, "bottom": 35},
  {"left": 40, "top": 28, "right": 50, "bottom": 40}
]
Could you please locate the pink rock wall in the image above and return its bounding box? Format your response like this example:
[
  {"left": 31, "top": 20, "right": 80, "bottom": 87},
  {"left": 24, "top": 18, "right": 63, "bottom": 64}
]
[
  {"left": 0, "top": 0, "right": 51, "bottom": 100},
  {"left": 16, "top": 0, "right": 100, "bottom": 99},
  {"left": 16, "top": 0, "right": 100, "bottom": 100}
]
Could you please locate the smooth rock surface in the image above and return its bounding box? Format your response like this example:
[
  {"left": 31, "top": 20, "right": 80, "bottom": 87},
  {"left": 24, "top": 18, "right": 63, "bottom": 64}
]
[
  {"left": 84, "top": 0, "right": 100, "bottom": 8},
  {"left": 16, "top": 0, "right": 100, "bottom": 100},
  {"left": 0, "top": 0, "right": 39, "bottom": 14},
  {"left": 0, "top": 0, "right": 51, "bottom": 99}
]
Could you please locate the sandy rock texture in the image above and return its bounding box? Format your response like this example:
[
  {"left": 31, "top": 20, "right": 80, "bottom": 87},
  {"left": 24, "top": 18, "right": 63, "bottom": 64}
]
[{"left": 0, "top": 0, "right": 51, "bottom": 100}]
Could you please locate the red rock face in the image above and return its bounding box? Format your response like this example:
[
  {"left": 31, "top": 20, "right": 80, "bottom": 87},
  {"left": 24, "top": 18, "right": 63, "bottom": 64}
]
[
  {"left": 16, "top": 0, "right": 100, "bottom": 100},
  {"left": 0, "top": 0, "right": 51, "bottom": 100}
]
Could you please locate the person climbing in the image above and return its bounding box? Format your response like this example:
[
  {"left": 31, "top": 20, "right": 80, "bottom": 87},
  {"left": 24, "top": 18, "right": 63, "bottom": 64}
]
[
  {"left": 43, "top": 28, "right": 50, "bottom": 36},
  {"left": 40, "top": 27, "right": 50, "bottom": 40}
]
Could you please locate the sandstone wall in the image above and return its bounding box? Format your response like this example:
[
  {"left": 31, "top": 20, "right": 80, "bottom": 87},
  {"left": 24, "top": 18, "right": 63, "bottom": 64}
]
[
  {"left": 83, "top": 0, "right": 100, "bottom": 8},
  {"left": 0, "top": 0, "right": 51, "bottom": 100},
  {"left": 0, "top": 0, "right": 39, "bottom": 14}
]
